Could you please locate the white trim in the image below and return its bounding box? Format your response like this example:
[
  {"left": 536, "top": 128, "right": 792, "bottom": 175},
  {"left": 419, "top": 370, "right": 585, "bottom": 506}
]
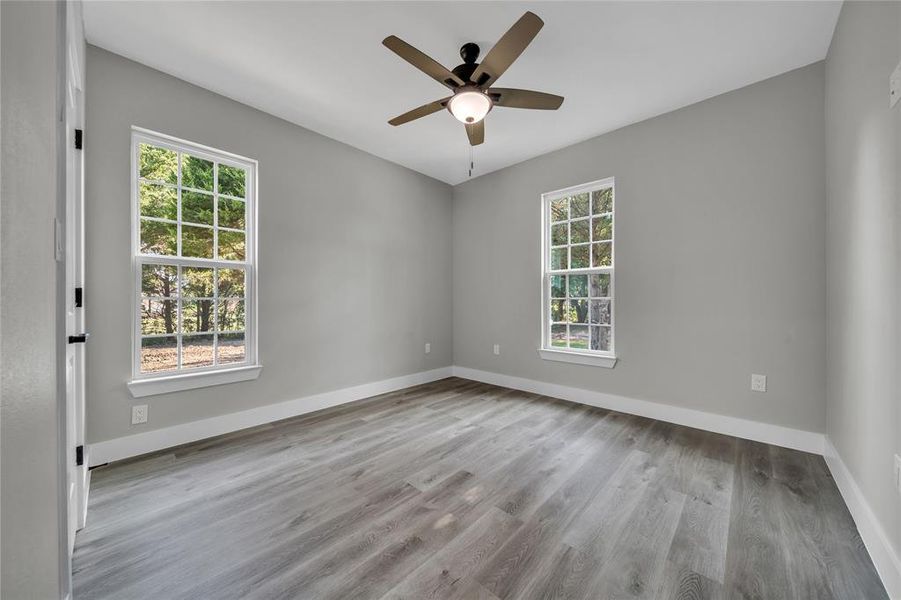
[
  {"left": 91, "top": 367, "right": 453, "bottom": 466},
  {"left": 451, "top": 366, "right": 825, "bottom": 454},
  {"left": 537, "top": 348, "right": 617, "bottom": 368},
  {"left": 127, "top": 364, "right": 263, "bottom": 398},
  {"left": 824, "top": 438, "right": 901, "bottom": 599},
  {"left": 541, "top": 178, "right": 616, "bottom": 359},
  {"left": 130, "top": 127, "right": 259, "bottom": 381}
]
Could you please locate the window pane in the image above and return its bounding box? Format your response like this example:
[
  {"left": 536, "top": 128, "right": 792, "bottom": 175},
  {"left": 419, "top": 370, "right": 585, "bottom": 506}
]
[
  {"left": 140, "top": 144, "right": 177, "bottom": 184},
  {"left": 592, "top": 215, "right": 612, "bottom": 241},
  {"left": 551, "top": 198, "right": 568, "bottom": 222},
  {"left": 142, "top": 264, "right": 178, "bottom": 297},
  {"left": 590, "top": 273, "right": 610, "bottom": 297},
  {"left": 141, "top": 299, "right": 176, "bottom": 335},
  {"left": 551, "top": 223, "right": 568, "bottom": 246},
  {"left": 570, "top": 219, "right": 589, "bottom": 244},
  {"left": 182, "top": 154, "right": 214, "bottom": 191},
  {"left": 182, "top": 190, "right": 214, "bottom": 226},
  {"left": 183, "top": 267, "right": 214, "bottom": 298},
  {"left": 218, "top": 332, "right": 245, "bottom": 364},
  {"left": 218, "top": 198, "right": 246, "bottom": 231},
  {"left": 182, "top": 299, "right": 214, "bottom": 333},
  {"left": 217, "top": 299, "right": 245, "bottom": 331},
  {"left": 141, "top": 336, "right": 178, "bottom": 373},
  {"left": 140, "top": 220, "right": 177, "bottom": 255},
  {"left": 218, "top": 268, "right": 245, "bottom": 298},
  {"left": 551, "top": 324, "right": 567, "bottom": 347},
  {"left": 569, "top": 325, "right": 589, "bottom": 349},
  {"left": 570, "top": 193, "right": 589, "bottom": 218},
  {"left": 182, "top": 224, "right": 214, "bottom": 259},
  {"left": 140, "top": 183, "right": 177, "bottom": 220},
  {"left": 218, "top": 230, "right": 246, "bottom": 261},
  {"left": 571, "top": 244, "right": 590, "bottom": 269},
  {"left": 591, "top": 325, "right": 611, "bottom": 351},
  {"left": 569, "top": 299, "right": 588, "bottom": 324},
  {"left": 218, "top": 164, "right": 246, "bottom": 198},
  {"left": 550, "top": 275, "right": 566, "bottom": 298},
  {"left": 592, "top": 188, "right": 613, "bottom": 214},
  {"left": 592, "top": 241, "right": 612, "bottom": 267},
  {"left": 182, "top": 334, "right": 214, "bottom": 369},
  {"left": 550, "top": 299, "right": 567, "bottom": 322},
  {"left": 590, "top": 299, "right": 611, "bottom": 325},
  {"left": 551, "top": 247, "right": 568, "bottom": 270},
  {"left": 568, "top": 274, "right": 588, "bottom": 298}
]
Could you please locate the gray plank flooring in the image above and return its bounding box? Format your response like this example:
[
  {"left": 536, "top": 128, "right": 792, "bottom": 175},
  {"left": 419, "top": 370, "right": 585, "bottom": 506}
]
[{"left": 73, "top": 377, "right": 887, "bottom": 599}]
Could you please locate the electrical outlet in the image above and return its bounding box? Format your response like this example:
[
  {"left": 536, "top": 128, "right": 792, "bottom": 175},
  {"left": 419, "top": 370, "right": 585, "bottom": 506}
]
[
  {"left": 750, "top": 374, "right": 767, "bottom": 393},
  {"left": 891, "top": 60, "right": 901, "bottom": 109},
  {"left": 493, "top": 344, "right": 500, "bottom": 356},
  {"left": 424, "top": 342, "right": 431, "bottom": 354},
  {"left": 894, "top": 454, "right": 901, "bottom": 496},
  {"left": 131, "top": 404, "right": 148, "bottom": 425}
]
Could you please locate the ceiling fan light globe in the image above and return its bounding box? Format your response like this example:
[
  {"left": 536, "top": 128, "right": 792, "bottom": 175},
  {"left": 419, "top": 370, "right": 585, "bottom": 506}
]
[{"left": 448, "top": 90, "right": 492, "bottom": 124}]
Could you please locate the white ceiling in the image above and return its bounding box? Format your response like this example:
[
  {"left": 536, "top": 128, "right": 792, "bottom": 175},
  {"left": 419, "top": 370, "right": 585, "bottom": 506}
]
[{"left": 83, "top": 1, "right": 841, "bottom": 185}]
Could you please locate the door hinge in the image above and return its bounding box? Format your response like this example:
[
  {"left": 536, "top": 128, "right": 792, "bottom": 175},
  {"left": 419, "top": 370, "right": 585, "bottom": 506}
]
[
  {"left": 74, "top": 287, "right": 83, "bottom": 308},
  {"left": 68, "top": 333, "right": 90, "bottom": 344},
  {"left": 74, "top": 128, "right": 83, "bottom": 150},
  {"left": 75, "top": 445, "right": 84, "bottom": 467}
]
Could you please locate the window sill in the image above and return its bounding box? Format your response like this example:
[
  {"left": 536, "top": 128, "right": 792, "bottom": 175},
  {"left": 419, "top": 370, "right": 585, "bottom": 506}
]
[
  {"left": 127, "top": 365, "right": 262, "bottom": 398},
  {"left": 537, "top": 348, "right": 617, "bottom": 368}
]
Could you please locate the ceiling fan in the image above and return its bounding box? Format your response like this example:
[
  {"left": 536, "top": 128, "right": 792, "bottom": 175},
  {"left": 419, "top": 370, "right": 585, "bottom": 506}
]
[{"left": 383, "top": 11, "right": 564, "bottom": 146}]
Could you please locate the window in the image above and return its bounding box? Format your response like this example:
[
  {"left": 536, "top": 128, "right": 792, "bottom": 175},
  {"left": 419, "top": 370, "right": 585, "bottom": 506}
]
[
  {"left": 128, "top": 128, "right": 260, "bottom": 397},
  {"left": 539, "top": 178, "right": 617, "bottom": 368}
]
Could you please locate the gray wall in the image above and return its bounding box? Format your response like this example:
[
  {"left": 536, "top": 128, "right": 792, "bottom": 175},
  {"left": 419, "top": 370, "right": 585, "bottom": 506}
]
[
  {"left": 825, "top": 0, "right": 901, "bottom": 562},
  {"left": 0, "top": 2, "right": 66, "bottom": 598},
  {"left": 453, "top": 62, "right": 827, "bottom": 433},
  {"left": 85, "top": 46, "right": 453, "bottom": 443}
]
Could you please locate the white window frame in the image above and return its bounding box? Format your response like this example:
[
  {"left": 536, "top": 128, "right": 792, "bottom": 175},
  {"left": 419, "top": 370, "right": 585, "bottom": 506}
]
[
  {"left": 127, "top": 127, "right": 261, "bottom": 397},
  {"left": 539, "top": 177, "right": 617, "bottom": 368}
]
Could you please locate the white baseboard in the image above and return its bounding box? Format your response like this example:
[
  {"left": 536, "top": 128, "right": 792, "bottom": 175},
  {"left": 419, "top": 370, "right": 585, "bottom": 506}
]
[
  {"left": 824, "top": 438, "right": 901, "bottom": 599},
  {"left": 452, "top": 365, "right": 825, "bottom": 455},
  {"left": 88, "top": 366, "right": 454, "bottom": 466}
]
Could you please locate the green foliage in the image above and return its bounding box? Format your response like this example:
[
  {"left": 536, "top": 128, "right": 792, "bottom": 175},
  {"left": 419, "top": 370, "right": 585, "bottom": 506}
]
[
  {"left": 550, "top": 198, "right": 568, "bottom": 222},
  {"left": 568, "top": 275, "right": 588, "bottom": 297},
  {"left": 182, "top": 191, "right": 214, "bottom": 226},
  {"left": 592, "top": 216, "right": 612, "bottom": 241},
  {"left": 218, "top": 198, "right": 245, "bottom": 230},
  {"left": 592, "top": 188, "right": 613, "bottom": 214},
  {"left": 591, "top": 242, "right": 612, "bottom": 267},
  {"left": 218, "top": 164, "right": 246, "bottom": 198},
  {"left": 570, "top": 193, "right": 589, "bottom": 218},
  {"left": 218, "top": 230, "right": 245, "bottom": 261},
  {"left": 570, "top": 219, "right": 589, "bottom": 244},
  {"left": 139, "top": 143, "right": 246, "bottom": 261},
  {"left": 182, "top": 155, "right": 213, "bottom": 191},
  {"left": 140, "top": 144, "right": 177, "bottom": 183},
  {"left": 571, "top": 245, "right": 589, "bottom": 268}
]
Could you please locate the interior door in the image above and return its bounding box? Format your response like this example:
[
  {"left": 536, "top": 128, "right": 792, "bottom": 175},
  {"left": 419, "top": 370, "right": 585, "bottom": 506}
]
[{"left": 65, "top": 1, "right": 88, "bottom": 554}]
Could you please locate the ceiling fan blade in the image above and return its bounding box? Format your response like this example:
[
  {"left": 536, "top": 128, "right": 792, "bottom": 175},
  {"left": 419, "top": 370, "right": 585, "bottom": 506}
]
[
  {"left": 490, "top": 88, "right": 564, "bottom": 110},
  {"left": 388, "top": 97, "right": 451, "bottom": 126},
  {"left": 383, "top": 35, "right": 465, "bottom": 90},
  {"left": 465, "top": 120, "right": 484, "bottom": 146},
  {"left": 470, "top": 11, "right": 543, "bottom": 88}
]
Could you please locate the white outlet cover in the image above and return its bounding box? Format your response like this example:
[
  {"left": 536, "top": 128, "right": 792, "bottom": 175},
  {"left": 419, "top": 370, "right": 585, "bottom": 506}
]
[
  {"left": 493, "top": 344, "right": 500, "bottom": 355},
  {"left": 751, "top": 374, "right": 767, "bottom": 392},
  {"left": 424, "top": 343, "right": 431, "bottom": 354},
  {"left": 131, "top": 404, "right": 148, "bottom": 425},
  {"left": 891, "top": 60, "right": 901, "bottom": 108}
]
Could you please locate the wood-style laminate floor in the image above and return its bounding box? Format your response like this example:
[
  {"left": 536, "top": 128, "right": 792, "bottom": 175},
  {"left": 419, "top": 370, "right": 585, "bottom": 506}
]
[{"left": 73, "top": 378, "right": 887, "bottom": 600}]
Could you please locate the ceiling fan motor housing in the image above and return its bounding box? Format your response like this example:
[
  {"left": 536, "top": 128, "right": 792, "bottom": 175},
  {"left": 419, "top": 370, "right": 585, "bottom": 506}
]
[{"left": 452, "top": 43, "right": 481, "bottom": 83}]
